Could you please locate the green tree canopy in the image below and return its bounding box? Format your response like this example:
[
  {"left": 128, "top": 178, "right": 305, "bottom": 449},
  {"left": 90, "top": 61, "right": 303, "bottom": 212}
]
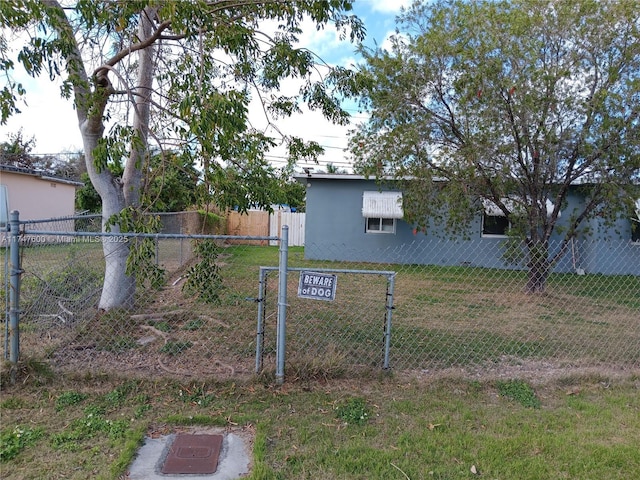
[
  {"left": 76, "top": 151, "right": 201, "bottom": 213},
  {"left": 1, "top": 0, "right": 364, "bottom": 309},
  {"left": 351, "top": 0, "right": 640, "bottom": 292}
]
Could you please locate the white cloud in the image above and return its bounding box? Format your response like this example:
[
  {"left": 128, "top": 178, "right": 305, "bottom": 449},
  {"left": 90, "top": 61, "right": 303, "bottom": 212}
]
[
  {"left": 0, "top": 75, "right": 82, "bottom": 154},
  {"left": 0, "top": 28, "right": 82, "bottom": 154},
  {"left": 366, "top": 0, "right": 412, "bottom": 14}
]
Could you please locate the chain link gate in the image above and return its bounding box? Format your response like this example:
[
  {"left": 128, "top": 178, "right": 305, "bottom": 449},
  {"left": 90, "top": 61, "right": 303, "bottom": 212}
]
[{"left": 254, "top": 262, "right": 397, "bottom": 383}]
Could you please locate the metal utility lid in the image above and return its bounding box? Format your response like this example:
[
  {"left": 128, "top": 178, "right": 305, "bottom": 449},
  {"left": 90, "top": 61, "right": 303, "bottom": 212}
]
[{"left": 161, "top": 433, "right": 224, "bottom": 475}]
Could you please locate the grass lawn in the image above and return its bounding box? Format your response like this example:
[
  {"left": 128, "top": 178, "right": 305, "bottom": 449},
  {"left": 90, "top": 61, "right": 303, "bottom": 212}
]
[
  {"left": 2, "top": 242, "right": 639, "bottom": 478},
  {"left": 1, "top": 367, "right": 639, "bottom": 479}
]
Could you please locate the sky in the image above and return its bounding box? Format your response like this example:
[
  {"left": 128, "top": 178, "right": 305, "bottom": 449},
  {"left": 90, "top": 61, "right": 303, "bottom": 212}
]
[{"left": 0, "top": 0, "right": 411, "bottom": 171}]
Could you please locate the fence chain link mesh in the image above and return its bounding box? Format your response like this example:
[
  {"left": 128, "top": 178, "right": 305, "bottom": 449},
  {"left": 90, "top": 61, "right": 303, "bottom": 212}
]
[{"left": 2, "top": 215, "right": 639, "bottom": 380}]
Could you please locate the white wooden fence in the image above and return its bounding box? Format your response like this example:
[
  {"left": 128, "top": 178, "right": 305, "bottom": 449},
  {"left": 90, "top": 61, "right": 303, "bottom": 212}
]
[{"left": 269, "top": 211, "right": 305, "bottom": 246}]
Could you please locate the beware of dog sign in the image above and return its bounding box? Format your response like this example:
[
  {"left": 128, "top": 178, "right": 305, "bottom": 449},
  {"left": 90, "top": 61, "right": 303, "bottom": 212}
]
[{"left": 298, "top": 271, "right": 337, "bottom": 301}]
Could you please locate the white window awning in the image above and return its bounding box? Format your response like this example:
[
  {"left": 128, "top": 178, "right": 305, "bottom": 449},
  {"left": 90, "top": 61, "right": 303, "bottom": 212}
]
[
  {"left": 483, "top": 197, "right": 559, "bottom": 218},
  {"left": 362, "top": 191, "right": 404, "bottom": 219},
  {"left": 482, "top": 198, "right": 515, "bottom": 217}
]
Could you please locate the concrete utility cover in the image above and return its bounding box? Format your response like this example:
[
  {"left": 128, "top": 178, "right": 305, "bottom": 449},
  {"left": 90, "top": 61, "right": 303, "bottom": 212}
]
[
  {"left": 127, "top": 427, "right": 251, "bottom": 480},
  {"left": 162, "top": 434, "right": 223, "bottom": 474}
]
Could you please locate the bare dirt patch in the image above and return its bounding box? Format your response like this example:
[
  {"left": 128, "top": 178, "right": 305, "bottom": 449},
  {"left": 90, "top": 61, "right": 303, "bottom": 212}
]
[{"left": 46, "top": 268, "right": 257, "bottom": 382}]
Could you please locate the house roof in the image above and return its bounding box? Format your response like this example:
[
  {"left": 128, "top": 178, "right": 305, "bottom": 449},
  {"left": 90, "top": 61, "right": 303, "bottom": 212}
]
[
  {"left": 294, "top": 172, "right": 457, "bottom": 183},
  {"left": 294, "top": 173, "right": 369, "bottom": 181},
  {"left": 0, "top": 163, "right": 83, "bottom": 187},
  {"left": 294, "top": 173, "right": 409, "bottom": 182},
  {"left": 294, "top": 172, "right": 640, "bottom": 188}
]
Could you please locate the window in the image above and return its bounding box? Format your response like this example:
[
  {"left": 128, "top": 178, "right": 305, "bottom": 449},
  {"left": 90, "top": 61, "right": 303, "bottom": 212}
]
[
  {"left": 362, "top": 191, "right": 403, "bottom": 234},
  {"left": 480, "top": 197, "right": 558, "bottom": 238},
  {"left": 481, "top": 199, "right": 510, "bottom": 237},
  {"left": 482, "top": 214, "right": 509, "bottom": 236},
  {"left": 366, "top": 217, "right": 396, "bottom": 233}
]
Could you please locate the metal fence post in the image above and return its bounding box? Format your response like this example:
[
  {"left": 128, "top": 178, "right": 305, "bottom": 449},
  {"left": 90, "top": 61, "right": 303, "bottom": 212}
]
[
  {"left": 275, "top": 225, "right": 289, "bottom": 384},
  {"left": 255, "top": 267, "right": 268, "bottom": 374},
  {"left": 8, "top": 210, "right": 21, "bottom": 367},
  {"left": 383, "top": 273, "right": 396, "bottom": 370}
]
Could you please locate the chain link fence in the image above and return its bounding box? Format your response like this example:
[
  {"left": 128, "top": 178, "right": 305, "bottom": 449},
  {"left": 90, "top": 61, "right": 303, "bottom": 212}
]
[
  {"left": 2, "top": 214, "right": 639, "bottom": 381},
  {"left": 279, "top": 240, "right": 639, "bottom": 378}
]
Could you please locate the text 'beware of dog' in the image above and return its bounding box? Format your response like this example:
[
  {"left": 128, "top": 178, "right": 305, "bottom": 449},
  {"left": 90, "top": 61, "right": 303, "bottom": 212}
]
[{"left": 297, "top": 271, "right": 337, "bottom": 301}]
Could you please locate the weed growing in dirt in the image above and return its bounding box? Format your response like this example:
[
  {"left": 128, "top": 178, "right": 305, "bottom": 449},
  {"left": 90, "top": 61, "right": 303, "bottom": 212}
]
[
  {"left": 50, "top": 414, "right": 130, "bottom": 452},
  {"left": 0, "top": 397, "right": 25, "bottom": 409},
  {"left": 98, "top": 336, "right": 138, "bottom": 352},
  {"left": 285, "top": 345, "right": 348, "bottom": 382},
  {"left": 55, "top": 391, "right": 88, "bottom": 411},
  {"left": 497, "top": 379, "right": 541, "bottom": 408},
  {"left": 102, "top": 381, "right": 140, "bottom": 408},
  {"left": 51, "top": 383, "right": 151, "bottom": 457},
  {"left": 0, "top": 426, "right": 44, "bottom": 462},
  {"left": 153, "top": 321, "right": 173, "bottom": 332},
  {"left": 0, "top": 357, "right": 54, "bottom": 387},
  {"left": 177, "top": 384, "right": 217, "bottom": 407},
  {"left": 182, "top": 319, "right": 204, "bottom": 331},
  {"left": 335, "top": 397, "right": 370, "bottom": 425}
]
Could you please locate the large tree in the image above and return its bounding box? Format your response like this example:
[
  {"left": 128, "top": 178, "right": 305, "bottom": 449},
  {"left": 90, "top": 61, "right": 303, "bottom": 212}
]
[
  {"left": 351, "top": 0, "right": 640, "bottom": 292},
  {"left": 1, "top": 0, "right": 363, "bottom": 309}
]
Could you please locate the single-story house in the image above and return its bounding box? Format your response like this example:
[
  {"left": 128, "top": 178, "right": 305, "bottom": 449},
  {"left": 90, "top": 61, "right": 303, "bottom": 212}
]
[
  {"left": 0, "top": 163, "right": 82, "bottom": 227},
  {"left": 295, "top": 173, "right": 640, "bottom": 276}
]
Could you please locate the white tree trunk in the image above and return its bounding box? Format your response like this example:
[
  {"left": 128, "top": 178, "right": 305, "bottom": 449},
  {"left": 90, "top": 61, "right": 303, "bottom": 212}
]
[
  {"left": 98, "top": 198, "right": 136, "bottom": 310},
  {"left": 75, "top": 6, "right": 157, "bottom": 311},
  {"left": 81, "top": 130, "right": 136, "bottom": 310}
]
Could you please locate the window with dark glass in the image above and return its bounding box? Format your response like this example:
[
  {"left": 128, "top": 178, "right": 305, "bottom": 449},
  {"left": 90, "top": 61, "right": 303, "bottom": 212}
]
[{"left": 482, "top": 214, "right": 509, "bottom": 236}]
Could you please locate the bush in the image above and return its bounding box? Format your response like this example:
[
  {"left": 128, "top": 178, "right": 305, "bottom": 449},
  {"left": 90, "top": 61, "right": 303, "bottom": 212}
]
[{"left": 182, "top": 240, "right": 224, "bottom": 304}]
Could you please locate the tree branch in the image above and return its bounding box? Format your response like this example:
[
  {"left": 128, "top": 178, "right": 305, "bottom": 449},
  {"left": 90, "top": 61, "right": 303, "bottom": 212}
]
[{"left": 94, "top": 19, "right": 172, "bottom": 78}]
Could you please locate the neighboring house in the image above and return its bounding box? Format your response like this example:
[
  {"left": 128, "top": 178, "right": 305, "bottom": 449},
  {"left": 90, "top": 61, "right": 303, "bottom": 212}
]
[
  {"left": 0, "top": 163, "right": 82, "bottom": 223},
  {"left": 295, "top": 173, "right": 640, "bottom": 276}
]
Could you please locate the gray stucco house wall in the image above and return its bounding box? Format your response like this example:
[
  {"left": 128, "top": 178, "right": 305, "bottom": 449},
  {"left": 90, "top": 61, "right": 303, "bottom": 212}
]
[{"left": 296, "top": 173, "right": 639, "bottom": 276}]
